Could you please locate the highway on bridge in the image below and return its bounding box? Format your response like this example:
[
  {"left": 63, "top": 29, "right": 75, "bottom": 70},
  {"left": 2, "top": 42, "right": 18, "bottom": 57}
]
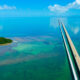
[{"left": 59, "top": 21, "right": 80, "bottom": 80}]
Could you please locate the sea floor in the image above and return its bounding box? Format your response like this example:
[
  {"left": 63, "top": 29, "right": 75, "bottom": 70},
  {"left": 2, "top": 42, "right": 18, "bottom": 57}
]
[{"left": 0, "top": 35, "right": 72, "bottom": 80}]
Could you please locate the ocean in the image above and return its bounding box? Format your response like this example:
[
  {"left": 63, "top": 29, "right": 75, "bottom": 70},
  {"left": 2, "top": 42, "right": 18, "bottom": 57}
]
[{"left": 0, "top": 16, "right": 79, "bottom": 80}]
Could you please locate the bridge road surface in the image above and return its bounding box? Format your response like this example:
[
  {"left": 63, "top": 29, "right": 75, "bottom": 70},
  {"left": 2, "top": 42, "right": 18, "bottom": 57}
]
[
  {"left": 59, "top": 21, "right": 80, "bottom": 80},
  {"left": 62, "top": 23, "right": 80, "bottom": 71}
]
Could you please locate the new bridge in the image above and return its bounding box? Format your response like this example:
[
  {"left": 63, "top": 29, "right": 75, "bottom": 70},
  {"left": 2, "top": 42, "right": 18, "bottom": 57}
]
[{"left": 59, "top": 21, "right": 80, "bottom": 80}]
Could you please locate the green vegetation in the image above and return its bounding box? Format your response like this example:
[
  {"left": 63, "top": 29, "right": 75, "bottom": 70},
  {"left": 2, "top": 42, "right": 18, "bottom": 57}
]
[{"left": 0, "top": 37, "right": 12, "bottom": 45}]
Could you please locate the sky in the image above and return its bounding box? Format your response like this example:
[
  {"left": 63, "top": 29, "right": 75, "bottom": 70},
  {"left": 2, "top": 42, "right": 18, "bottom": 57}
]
[{"left": 0, "top": 0, "right": 80, "bottom": 17}]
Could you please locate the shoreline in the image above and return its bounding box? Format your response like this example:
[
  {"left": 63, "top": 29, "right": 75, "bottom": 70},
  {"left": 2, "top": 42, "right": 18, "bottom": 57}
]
[{"left": 0, "top": 42, "right": 12, "bottom": 46}]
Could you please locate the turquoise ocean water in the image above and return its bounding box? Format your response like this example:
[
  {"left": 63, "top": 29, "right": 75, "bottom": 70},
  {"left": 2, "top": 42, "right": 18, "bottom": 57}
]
[{"left": 0, "top": 16, "right": 79, "bottom": 80}]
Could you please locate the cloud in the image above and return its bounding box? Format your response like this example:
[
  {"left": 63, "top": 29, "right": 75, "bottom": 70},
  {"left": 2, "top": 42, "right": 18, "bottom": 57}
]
[
  {"left": 48, "top": 0, "right": 80, "bottom": 13},
  {"left": 71, "top": 27, "right": 80, "bottom": 34},
  {"left": 0, "top": 26, "right": 3, "bottom": 30},
  {"left": 50, "top": 17, "right": 68, "bottom": 28},
  {"left": 76, "top": 0, "right": 80, "bottom": 4},
  {"left": 50, "top": 17, "right": 59, "bottom": 28},
  {"left": 0, "top": 5, "right": 16, "bottom": 10}
]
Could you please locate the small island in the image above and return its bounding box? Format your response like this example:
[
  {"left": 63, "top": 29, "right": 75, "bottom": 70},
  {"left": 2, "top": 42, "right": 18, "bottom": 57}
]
[{"left": 0, "top": 37, "right": 12, "bottom": 45}]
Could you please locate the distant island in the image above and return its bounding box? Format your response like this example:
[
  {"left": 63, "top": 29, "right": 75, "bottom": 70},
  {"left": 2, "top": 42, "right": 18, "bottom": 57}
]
[{"left": 0, "top": 37, "right": 12, "bottom": 45}]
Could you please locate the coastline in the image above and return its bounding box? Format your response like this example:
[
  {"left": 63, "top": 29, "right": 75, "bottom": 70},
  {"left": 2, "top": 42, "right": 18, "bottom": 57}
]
[{"left": 0, "top": 42, "right": 12, "bottom": 46}]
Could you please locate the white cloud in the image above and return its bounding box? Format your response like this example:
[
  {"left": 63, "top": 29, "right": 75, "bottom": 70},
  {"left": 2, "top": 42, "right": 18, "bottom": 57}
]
[
  {"left": 0, "top": 26, "right": 3, "bottom": 30},
  {"left": 50, "top": 17, "right": 59, "bottom": 28},
  {"left": 71, "top": 27, "right": 80, "bottom": 34},
  {"left": 76, "top": 0, "right": 80, "bottom": 4},
  {"left": 48, "top": 0, "right": 80, "bottom": 13},
  {"left": 50, "top": 17, "right": 68, "bottom": 28},
  {"left": 0, "top": 5, "right": 16, "bottom": 10}
]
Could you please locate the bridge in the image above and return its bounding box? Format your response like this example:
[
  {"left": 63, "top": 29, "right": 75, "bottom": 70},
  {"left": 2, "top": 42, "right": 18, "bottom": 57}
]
[{"left": 59, "top": 21, "right": 80, "bottom": 80}]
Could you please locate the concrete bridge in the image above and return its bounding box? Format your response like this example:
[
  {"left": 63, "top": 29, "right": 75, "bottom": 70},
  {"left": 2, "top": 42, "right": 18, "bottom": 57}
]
[{"left": 59, "top": 21, "right": 80, "bottom": 80}]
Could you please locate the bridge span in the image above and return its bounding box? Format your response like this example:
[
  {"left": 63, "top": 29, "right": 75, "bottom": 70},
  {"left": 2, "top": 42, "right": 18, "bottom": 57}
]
[{"left": 59, "top": 21, "right": 80, "bottom": 80}]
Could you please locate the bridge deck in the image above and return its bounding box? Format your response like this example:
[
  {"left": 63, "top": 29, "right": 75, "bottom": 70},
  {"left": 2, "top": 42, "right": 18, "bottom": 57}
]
[{"left": 62, "top": 23, "right": 80, "bottom": 71}]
